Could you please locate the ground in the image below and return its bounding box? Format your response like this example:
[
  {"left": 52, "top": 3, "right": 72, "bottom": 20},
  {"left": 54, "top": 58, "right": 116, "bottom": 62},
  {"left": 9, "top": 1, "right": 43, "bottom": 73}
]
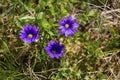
[{"left": 0, "top": 0, "right": 120, "bottom": 80}]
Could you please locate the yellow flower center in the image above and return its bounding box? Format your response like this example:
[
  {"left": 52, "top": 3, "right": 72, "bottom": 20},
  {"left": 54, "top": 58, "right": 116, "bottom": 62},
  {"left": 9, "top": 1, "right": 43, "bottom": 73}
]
[
  {"left": 65, "top": 24, "right": 69, "bottom": 28},
  {"left": 28, "top": 34, "right": 33, "bottom": 38}
]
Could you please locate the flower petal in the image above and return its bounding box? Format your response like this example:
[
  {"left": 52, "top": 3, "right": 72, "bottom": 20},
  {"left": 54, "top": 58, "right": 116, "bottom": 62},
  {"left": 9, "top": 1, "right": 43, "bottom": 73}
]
[
  {"left": 27, "top": 38, "right": 32, "bottom": 44},
  {"left": 59, "top": 16, "right": 78, "bottom": 37},
  {"left": 28, "top": 24, "right": 32, "bottom": 30},
  {"left": 19, "top": 24, "right": 39, "bottom": 44},
  {"left": 49, "top": 53, "right": 55, "bottom": 58},
  {"left": 45, "top": 40, "right": 64, "bottom": 59},
  {"left": 59, "top": 26, "right": 65, "bottom": 29}
]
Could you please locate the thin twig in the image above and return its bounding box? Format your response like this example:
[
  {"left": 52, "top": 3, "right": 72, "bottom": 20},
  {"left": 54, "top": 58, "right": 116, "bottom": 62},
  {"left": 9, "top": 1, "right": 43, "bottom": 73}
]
[{"left": 101, "top": 9, "right": 120, "bottom": 15}]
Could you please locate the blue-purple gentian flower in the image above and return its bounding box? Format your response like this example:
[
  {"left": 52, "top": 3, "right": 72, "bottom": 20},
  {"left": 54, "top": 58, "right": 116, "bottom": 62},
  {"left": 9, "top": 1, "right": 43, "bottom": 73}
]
[
  {"left": 59, "top": 16, "right": 79, "bottom": 37},
  {"left": 45, "top": 40, "right": 64, "bottom": 59},
  {"left": 19, "top": 24, "right": 39, "bottom": 44}
]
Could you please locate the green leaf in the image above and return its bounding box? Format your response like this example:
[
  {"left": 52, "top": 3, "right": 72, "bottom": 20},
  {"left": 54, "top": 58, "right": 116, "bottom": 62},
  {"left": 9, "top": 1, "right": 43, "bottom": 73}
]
[
  {"left": 36, "top": 12, "right": 44, "bottom": 20},
  {"left": 19, "top": 15, "right": 35, "bottom": 20},
  {"left": 42, "top": 19, "right": 51, "bottom": 29},
  {"left": 88, "top": 9, "right": 98, "bottom": 17},
  {"left": 14, "top": 18, "right": 22, "bottom": 29},
  {"left": 70, "top": 0, "right": 79, "bottom": 3}
]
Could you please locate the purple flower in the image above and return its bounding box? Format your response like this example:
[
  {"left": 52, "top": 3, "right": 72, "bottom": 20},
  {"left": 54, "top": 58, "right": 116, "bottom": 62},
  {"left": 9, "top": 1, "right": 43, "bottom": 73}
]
[
  {"left": 45, "top": 40, "right": 64, "bottom": 59},
  {"left": 19, "top": 24, "right": 39, "bottom": 44},
  {"left": 59, "top": 16, "right": 79, "bottom": 37}
]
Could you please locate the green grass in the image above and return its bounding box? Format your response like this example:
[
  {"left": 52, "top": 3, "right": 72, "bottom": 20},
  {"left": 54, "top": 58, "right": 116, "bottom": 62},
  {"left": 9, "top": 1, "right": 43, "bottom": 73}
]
[{"left": 0, "top": 0, "right": 120, "bottom": 79}]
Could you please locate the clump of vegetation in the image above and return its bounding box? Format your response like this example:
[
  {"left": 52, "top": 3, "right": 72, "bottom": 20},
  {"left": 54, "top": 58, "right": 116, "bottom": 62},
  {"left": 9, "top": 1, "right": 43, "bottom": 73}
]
[{"left": 0, "top": 0, "right": 120, "bottom": 79}]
